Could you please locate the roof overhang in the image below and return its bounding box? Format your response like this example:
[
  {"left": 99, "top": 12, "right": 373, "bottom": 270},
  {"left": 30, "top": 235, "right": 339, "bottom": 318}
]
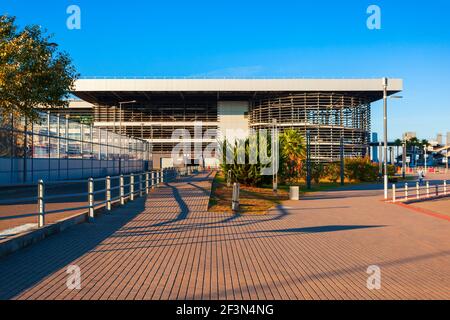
[{"left": 72, "top": 78, "right": 403, "bottom": 105}]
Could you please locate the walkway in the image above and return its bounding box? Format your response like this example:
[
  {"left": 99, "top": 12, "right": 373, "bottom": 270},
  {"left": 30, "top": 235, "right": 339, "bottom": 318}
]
[{"left": 0, "top": 171, "right": 449, "bottom": 300}]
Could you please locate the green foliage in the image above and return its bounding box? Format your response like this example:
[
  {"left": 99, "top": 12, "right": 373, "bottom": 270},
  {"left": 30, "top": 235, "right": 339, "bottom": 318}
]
[
  {"left": 219, "top": 137, "right": 271, "bottom": 187},
  {"left": 325, "top": 162, "right": 341, "bottom": 183},
  {"left": 344, "top": 157, "right": 378, "bottom": 182},
  {"left": 279, "top": 128, "right": 306, "bottom": 182},
  {"left": 311, "top": 162, "right": 325, "bottom": 184},
  {"left": 0, "top": 14, "right": 78, "bottom": 122},
  {"left": 387, "top": 164, "right": 396, "bottom": 177}
]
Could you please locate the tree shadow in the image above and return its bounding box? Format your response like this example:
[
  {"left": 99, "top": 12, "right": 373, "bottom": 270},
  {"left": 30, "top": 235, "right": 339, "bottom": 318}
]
[
  {"left": 257, "top": 225, "right": 385, "bottom": 234},
  {"left": 0, "top": 196, "right": 147, "bottom": 300}
]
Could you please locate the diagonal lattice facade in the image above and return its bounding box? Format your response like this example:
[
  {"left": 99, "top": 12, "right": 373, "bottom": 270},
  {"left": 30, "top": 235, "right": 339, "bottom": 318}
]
[{"left": 249, "top": 93, "right": 371, "bottom": 162}]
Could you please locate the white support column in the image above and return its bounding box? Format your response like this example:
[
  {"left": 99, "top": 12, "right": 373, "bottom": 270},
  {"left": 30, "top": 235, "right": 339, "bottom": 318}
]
[
  {"left": 130, "top": 174, "right": 135, "bottom": 201},
  {"left": 120, "top": 174, "right": 125, "bottom": 205},
  {"left": 404, "top": 183, "right": 408, "bottom": 201},
  {"left": 416, "top": 182, "right": 420, "bottom": 199},
  {"left": 392, "top": 184, "right": 396, "bottom": 203},
  {"left": 38, "top": 179, "right": 45, "bottom": 228},
  {"left": 106, "top": 176, "right": 111, "bottom": 212},
  {"left": 88, "top": 178, "right": 94, "bottom": 222}
]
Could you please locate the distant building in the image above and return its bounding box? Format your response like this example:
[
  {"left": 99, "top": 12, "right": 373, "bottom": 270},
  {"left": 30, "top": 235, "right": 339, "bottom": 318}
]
[
  {"left": 447, "top": 132, "right": 450, "bottom": 145},
  {"left": 436, "top": 133, "right": 443, "bottom": 146},
  {"left": 403, "top": 132, "right": 416, "bottom": 141},
  {"left": 371, "top": 132, "right": 379, "bottom": 162},
  {"left": 45, "top": 78, "right": 403, "bottom": 167}
]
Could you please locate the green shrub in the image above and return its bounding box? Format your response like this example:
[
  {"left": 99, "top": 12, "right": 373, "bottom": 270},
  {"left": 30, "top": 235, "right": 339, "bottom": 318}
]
[
  {"left": 325, "top": 162, "right": 341, "bottom": 183},
  {"left": 219, "top": 138, "right": 271, "bottom": 187},
  {"left": 311, "top": 162, "right": 325, "bottom": 184},
  {"left": 344, "top": 157, "right": 378, "bottom": 182}
]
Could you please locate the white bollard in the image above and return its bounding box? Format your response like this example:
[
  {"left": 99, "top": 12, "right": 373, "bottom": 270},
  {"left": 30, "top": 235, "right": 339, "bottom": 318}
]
[
  {"left": 444, "top": 180, "right": 447, "bottom": 196},
  {"left": 416, "top": 182, "right": 420, "bottom": 199},
  {"left": 290, "top": 186, "right": 300, "bottom": 201},
  {"left": 120, "top": 174, "right": 125, "bottom": 205},
  {"left": 404, "top": 183, "right": 408, "bottom": 201},
  {"left": 392, "top": 184, "right": 396, "bottom": 203},
  {"left": 151, "top": 171, "right": 155, "bottom": 190},
  {"left": 232, "top": 183, "right": 240, "bottom": 212},
  {"left": 38, "top": 179, "right": 45, "bottom": 228},
  {"left": 106, "top": 176, "right": 111, "bottom": 212},
  {"left": 130, "top": 174, "right": 135, "bottom": 201},
  {"left": 88, "top": 178, "right": 94, "bottom": 222},
  {"left": 426, "top": 181, "right": 430, "bottom": 197},
  {"left": 145, "top": 172, "right": 149, "bottom": 195}
]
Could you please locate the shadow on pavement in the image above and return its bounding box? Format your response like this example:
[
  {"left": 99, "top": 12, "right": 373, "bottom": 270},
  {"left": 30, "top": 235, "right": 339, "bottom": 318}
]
[
  {"left": 0, "top": 197, "right": 147, "bottom": 300},
  {"left": 257, "top": 225, "right": 385, "bottom": 234}
]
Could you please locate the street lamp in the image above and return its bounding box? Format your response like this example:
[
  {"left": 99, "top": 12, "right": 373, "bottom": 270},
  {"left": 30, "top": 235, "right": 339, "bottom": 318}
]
[
  {"left": 118, "top": 100, "right": 137, "bottom": 135},
  {"left": 272, "top": 118, "right": 278, "bottom": 193},
  {"left": 117, "top": 100, "right": 136, "bottom": 174},
  {"left": 382, "top": 77, "right": 402, "bottom": 199}
]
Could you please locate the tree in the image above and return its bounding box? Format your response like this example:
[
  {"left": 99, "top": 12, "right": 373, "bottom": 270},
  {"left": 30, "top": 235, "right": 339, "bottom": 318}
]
[
  {"left": 0, "top": 15, "right": 78, "bottom": 122},
  {"left": 279, "top": 128, "right": 306, "bottom": 182}
]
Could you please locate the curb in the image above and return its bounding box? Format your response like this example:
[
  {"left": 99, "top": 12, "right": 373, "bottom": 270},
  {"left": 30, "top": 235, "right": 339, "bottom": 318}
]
[{"left": 0, "top": 211, "right": 89, "bottom": 258}]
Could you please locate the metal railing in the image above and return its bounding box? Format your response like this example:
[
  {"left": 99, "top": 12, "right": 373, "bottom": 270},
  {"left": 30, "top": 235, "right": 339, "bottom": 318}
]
[
  {"left": 391, "top": 180, "right": 448, "bottom": 203},
  {"left": 0, "top": 111, "right": 151, "bottom": 185},
  {"left": 0, "top": 167, "right": 198, "bottom": 229}
]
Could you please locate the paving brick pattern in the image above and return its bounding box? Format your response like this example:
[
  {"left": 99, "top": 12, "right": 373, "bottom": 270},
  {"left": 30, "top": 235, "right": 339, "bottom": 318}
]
[{"left": 0, "top": 171, "right": 449, "bottom": 300}]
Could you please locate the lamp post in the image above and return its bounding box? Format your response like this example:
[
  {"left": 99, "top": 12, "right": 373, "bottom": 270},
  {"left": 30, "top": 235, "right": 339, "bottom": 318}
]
[
  {"left": 117, "top": 100, "right": 137, "bottom": 174},
  {"left": 306, "top": 130, "right": 311, "bottom": 190},
  {"left": 402, "top": 140, "right": 406, "bottom": 179},
  {"left": 382, "top": 78, "right": 389, "bottom": 199},
  {"left": 272, "top": 118, "right": 278, "bottom": 193},
  {"left": 340, "top": 135, "right": 344, "bottom": 186},
  {"left": 424, "top": 145, "right": 427, "bottom": 173},
  {"left": 382, "top": 77, "right": 402, "bottom": 199}
]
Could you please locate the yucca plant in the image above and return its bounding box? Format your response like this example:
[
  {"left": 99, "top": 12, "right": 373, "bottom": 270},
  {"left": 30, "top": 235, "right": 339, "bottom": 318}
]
[
  {"left": 219, "top": 135, "right": 271, "bottom": 187},
  {"left": 279, "top": 128, "right": 306, "bottom": 183}
]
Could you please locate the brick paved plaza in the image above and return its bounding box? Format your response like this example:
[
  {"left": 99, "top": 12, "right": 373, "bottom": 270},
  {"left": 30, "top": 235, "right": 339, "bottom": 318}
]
[{"left": 0, "top": 171, "right": 449, "bottom": 300}]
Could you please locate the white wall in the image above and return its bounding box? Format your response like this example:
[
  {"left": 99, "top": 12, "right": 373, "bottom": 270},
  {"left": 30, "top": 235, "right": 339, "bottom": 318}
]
[{"left": 217, "top": 101, "right": 249, "bottom": 143}]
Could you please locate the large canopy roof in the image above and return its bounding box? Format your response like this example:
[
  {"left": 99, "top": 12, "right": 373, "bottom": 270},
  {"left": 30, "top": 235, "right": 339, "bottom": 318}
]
[{"left": 72, "top": 78, "right": 403, "bottom": 105}]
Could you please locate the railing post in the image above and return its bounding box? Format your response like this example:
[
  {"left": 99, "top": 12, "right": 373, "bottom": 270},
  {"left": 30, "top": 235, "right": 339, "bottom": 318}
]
[
  {"left": 145, "top": 172, "right": 149, "bottom": 195},
  {"left": 120, "top": 174, "right": 125, "bottom": 205},
  {"left": 130, "top": 174, "right": 135, "bottom": 201},
  {"left": 232, "top": 182, "right": 240, "bottom": 212},
  {"left": 435, "top": 184, "right": 439, "bottom": 197},
  {"left": 426, "top": 181, "right": 430, "bottom": 197},
  {"left": 157, "top": 170, "right": 160, "bottom": 186},
  {"left": 161, "top": 169, "right": 165, "bottom": 183},
  {"left": 139, "top": 173, "right": 144, "bottom": 197},
  {"left": 88, "top": 177, "right": 94, "bottom": 222},
  {"left": 444, "top": 180, "right": 447, "bottom": 195},
  {"left": 38, "top": 179, "right": 45, "bottom": 228},
  {"left": 106, "top": 176, "right": 111, "bottom": 212},
  {"left": 151, "top": 171, "right": 155, "bottom": 190},
  {"left": 404, "top": 182, "right": 408, "bottom": 201},
  {"left": 416, "top": 182, "right": 420, "bottom": 199},
  {"left": 392, "top": 184, "right": 396, "bottom": 203}
]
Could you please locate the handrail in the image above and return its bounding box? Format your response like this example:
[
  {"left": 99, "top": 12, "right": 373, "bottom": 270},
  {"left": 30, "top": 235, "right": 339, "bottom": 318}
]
[
  {"left": 390, "top": 180, "right": 448, "bottom": 202},
  {"left": 0, "top": 166, "right": 199, "bottom": 225}
]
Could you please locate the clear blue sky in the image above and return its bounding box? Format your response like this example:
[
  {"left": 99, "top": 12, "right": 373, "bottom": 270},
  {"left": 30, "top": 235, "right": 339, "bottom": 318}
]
[{"left": 2, "top": 0, "right": 450, "bottom": 141}]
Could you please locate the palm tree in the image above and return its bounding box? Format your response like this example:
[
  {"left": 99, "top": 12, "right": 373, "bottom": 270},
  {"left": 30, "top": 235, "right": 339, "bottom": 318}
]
[{"left": 279, "top": 129, "right": 306, "bottom": 182}]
